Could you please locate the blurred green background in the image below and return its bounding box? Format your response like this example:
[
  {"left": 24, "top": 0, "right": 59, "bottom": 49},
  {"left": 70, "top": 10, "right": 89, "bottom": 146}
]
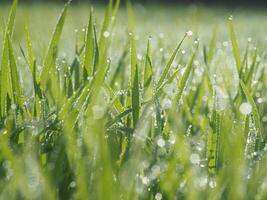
[
  {"left": 1, "top": 0, "right": 267, "bottom": 5},
  {"left": 1, "top": 2, "right": 267, "bottom": 60}
]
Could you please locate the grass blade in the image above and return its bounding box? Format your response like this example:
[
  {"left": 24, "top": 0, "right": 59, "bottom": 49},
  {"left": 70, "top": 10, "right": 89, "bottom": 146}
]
[
  {"left": 83, "top": 9, "right": 94, "bottom": 77},
  {"left": 7, "top": 33, "right": 22, "bottom": 108},
  {"left": 228, "top": 17, "right": 242, "bottom": 74},
  {"left": 0, "top": 30, "right": 10, "bottom": 119},
  {"left": 40, "top": 1, "right": 70, "bottom": 88},
  {"left": 7, "top": 0, "right": 17, "bottom": 36},
  {"left": 240, "top": 80, "right": 262, "bottom": 144},
  {"left": 157, "top": 33, "right": 187, "bottom": 87},
  {"left": 130, "top": 34, "right": 139, "bottom": 128},
  {"left": 174, "top": 45, "right": 198, "bottom": 105}
]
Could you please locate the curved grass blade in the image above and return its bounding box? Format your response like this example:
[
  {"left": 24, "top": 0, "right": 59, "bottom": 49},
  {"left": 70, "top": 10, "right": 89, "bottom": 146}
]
[
  {"left": 25, "top": 26, "right": 36, "bottom": 77},
  {"left": 0, "top": 30, "right": 10, "bottom": 119},
  {"left": 228, "top": 18, "right": 242, "bottom": 75},
  {"left": 106, "top": 108, "right": 133, "bottom": 128},
  {"left": 103, "top": 83, "right": 124, "bottom": 113},
  {"left": 7, "top": 0, "right": 17, "bottom": 36},
  {"left": 207, "top": 28, "right": 217, "bottom": 64},
  {"left": 0, "top": 0, "right": 17, "bottom": 119},
  {"left": 83, "top": 9, "right": 94, "bottom": 76},
  {"left": 174, "top": 45, "right": 198, "bottom": 105},
  {"left": 7, "top": 33, "right": 22, "bottom": 108},
  {"left": 157, "top": 33, "right": 187, "bottom": 87},
  {"left": 240, "top": 80, "right": 262, "bottom": 144},
  {"left": 246, "top": 48, "right": 258, "bottom": 88},
  {"left": 126, "top": 0, "right": 135, "bottom": 34},
  {"left": 40, "top": 1, "right": 70, "bottom": 88}
]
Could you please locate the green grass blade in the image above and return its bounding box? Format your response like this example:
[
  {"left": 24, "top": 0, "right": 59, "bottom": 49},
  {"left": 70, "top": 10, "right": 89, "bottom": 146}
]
[
  {"left": 7, "top": 33, "right": 22, "bottom": 107},
  {"left": 40, "top": 1, "right": 70, "bottom": 88},
  {"left": 144, "top": 38, "right": 152, "bottom": 89},
  {"left": 228, "top": 17, "right": 242, "bottom": 74},
  {"left": 246, "top": 48, "right": 258, "bottom": 88},
  {"left": 157, "top": 33, "right": 187, "bottom": 87},
  {"left": 174, "top": 46, "right": 198, "bottom": 105},
  {"left": 126, "top": 0, "right": 135, "bottom": 33},
  {"left": 106, "top": 108, "right": 133, "bottom": 128},
  {"left": 207, "top": 110, "right": 221, "bottom": 176},
  {"left": 25, "top": 26, "right": 36, "bottom": 76},
  {"left": 0, "top": 31, "right": 10, "bottom": 119},
  {"left": 7, "top": 0, "right": 17, "bottom": 36},
  {"left": 83, "top": 9, "right": 94, "bottom": 76},
  {"left": 207, "top": 28, "right": 217, "bottom": 64},
  {"left": 98, "top": 0, "right": 113, "bottom": 54},
  {"left": 240, "top": 80, "right": 262, "bottom": 142},
  {"left": 130, "top": 34, "right": 139, "bottom": 128},
  {"left": 103, "top": 83, "right": 124, "bottom": 113}
]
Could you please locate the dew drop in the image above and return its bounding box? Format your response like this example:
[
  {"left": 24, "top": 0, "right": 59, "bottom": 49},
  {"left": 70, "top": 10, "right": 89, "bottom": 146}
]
[
  {"left": 157, "top": 138, "right": 166, "bottom": 148},
  {"left": 190, "top": 153, "right": 200, "bottom": 165},
  {"left": 223, "top": 41, "right": 228, "bottom": 47},
  {"left": 103, "top": 31, "right": 110, "bottom": 38},
  {"left": 168, "top": 134, "right": 176, "bottom": 145},
  {"left": 162, "top": 98, "right": 172, "bottom": 110},
  {"left": 209, "top": 179, "right": 217, "bottom": 188},
  {"left": 199, "top": 176, "right": 208, "bottom": 188},
  {"left": 155, "top": 193, "right": 163, "bottom": 200},
  {"left": 239, "top": 102, "right": 252, "bottom": 115},
  {"left": 11, "top": 104, "right": 17, "bottom": 110},
  {"left": 142, "top": 176, "right": 150, "bottom": 185},
  {"left": 186, "top": 30, "right": 193, "bottom": 37},
  {"left": 69, "top": 181, "right": 76, "bottom": 188}
]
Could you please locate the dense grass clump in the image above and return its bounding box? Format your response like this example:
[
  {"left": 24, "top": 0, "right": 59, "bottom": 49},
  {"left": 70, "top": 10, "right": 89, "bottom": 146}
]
[{"left": 1, "top": 0, "right": 267, "bottom": 199}]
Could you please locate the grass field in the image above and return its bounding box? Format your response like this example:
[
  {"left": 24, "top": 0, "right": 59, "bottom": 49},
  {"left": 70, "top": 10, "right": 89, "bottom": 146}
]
[{"left": 1, "top": 0, "right": 267, "bottom": 199}]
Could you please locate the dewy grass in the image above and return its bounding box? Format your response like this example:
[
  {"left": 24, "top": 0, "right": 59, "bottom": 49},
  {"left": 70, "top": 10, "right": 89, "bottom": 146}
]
[{"left": 1, "top": 0, "right": 267, "bottom": 199}]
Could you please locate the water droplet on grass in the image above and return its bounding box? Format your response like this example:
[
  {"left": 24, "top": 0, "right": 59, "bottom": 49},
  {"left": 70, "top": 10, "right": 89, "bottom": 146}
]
[
  {"left": 142, "top": 176, "right": 150, "bottom": 185},
  {"left": 11, "top": 104, "right": 17, "bottom": 110},
  {"left": 169, "top": 134, "right": 176, "bottom": 144},
  {"left": 103, "top": 31, "right": 110, "bottom": 38},
  {"left": 257, "top": 98, "right": 264, "bottom": 104},
  {"left": 157, "top": 138, "right": 166, "bottom": 148},
  {"left": 186, "top": 30, "right": 193, "bottom": 37},
  {"left": 190, "top": 153, "right": 200, "bottom": 165},
  {"left": 199, "top": 176, "right": 208, "bottom": 188},
  {"left": 151, "top": 165, "right": 161, "bottom": 179},
  {"left": 239, "top": 102, "right": 252, "bottom": 115},
  {"left": 209, "top": 179, "right": 217, "bottom": 188},
  {"left": 162, "top": 98, "right": 172, "bottom": 110},
  {"left": 223, "top": 41, "right": 228, "bottom": 47},
  {"left": 69, "top": 181, "right": 76, "bottom": 188},
  {"left": 155, "top": 193, "right": 163, "bottom": 200}
]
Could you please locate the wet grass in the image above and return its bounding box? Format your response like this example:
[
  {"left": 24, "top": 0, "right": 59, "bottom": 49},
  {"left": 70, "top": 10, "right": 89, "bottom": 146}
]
[{"left": 1, "top": 0, "right": 267, "bottom": 199}]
